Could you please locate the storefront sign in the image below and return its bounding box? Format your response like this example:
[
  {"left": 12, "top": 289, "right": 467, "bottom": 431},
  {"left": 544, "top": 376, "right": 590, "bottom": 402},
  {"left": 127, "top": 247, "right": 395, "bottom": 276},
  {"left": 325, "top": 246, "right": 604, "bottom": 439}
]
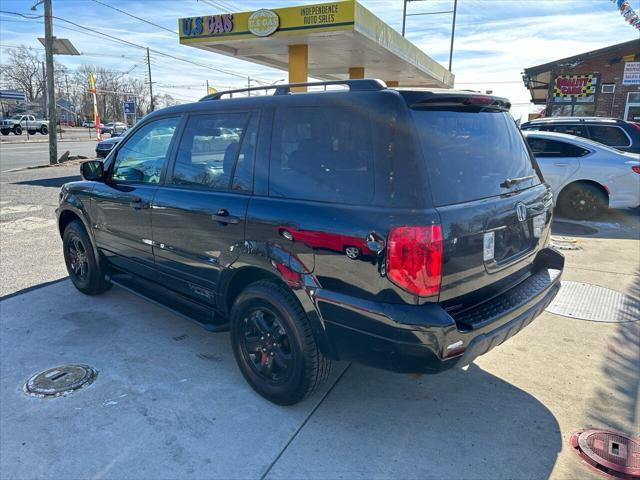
[
  {"left": 623, "top": 62, "right": 640, "bottom": 85},
  {"left": 182, "top": 14, "right": 233, "bottom": 37},
  {"left": 553, "top": 74, "right": 597, "bottom": 103},
  {"left": 248, "top": 9, "right": 279, "bottom": 37},
  {"left": 179, "top": 1, "right": 354, "bottom": 41}
]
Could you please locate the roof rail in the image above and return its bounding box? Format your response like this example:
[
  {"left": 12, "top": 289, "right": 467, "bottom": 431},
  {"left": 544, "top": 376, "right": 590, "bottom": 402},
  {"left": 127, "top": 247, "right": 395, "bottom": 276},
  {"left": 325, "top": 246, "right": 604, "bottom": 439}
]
[{"left": 199, "top": 79, "right": 387, "bottom": 101}]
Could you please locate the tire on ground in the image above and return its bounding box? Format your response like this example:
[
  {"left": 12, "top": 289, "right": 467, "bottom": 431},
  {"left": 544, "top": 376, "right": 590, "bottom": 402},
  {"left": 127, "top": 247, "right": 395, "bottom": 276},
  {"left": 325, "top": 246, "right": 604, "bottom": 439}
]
[
  {"left": 557, "top": 181, "right": 607, "bottom": 221},
  {"left": 40, "top": 125, "right": 48, "bottom": 135},
  {"left": 230, "top": 280, "right": 331, "bottom": 405},
  {"left": 62, "top": 219, "right": 111, "bottom": 295},
  {"left": 13, "top": 125, "right": 22, "bottom": 135}
]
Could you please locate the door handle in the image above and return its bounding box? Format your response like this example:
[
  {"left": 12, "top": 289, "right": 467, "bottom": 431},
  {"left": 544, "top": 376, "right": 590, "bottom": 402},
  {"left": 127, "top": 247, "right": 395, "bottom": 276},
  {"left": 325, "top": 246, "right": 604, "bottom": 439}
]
[
  {"left": 554, "top": 162, "right": 569, "bottom": 167},
  {"left": 211, "top": 208, "right": 240, "bottom": 224},
  {"left": 129, "top": 197, "right": 149, "bottom": 209}
]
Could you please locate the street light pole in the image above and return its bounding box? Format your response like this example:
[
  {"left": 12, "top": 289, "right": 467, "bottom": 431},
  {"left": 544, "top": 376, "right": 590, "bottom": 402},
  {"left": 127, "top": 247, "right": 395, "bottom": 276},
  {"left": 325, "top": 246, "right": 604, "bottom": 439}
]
[
  {"left": 43, "top": 0, "right": 58, "bottom": 164},
  {"left": 147, "top": 47, "right": 154, "bottom": 112},
  {"left": 448, "top": 0, "right": 458, "bottom": 72},
  {"left": 402, "top": 0, "right": 408, "bottom": 36}
]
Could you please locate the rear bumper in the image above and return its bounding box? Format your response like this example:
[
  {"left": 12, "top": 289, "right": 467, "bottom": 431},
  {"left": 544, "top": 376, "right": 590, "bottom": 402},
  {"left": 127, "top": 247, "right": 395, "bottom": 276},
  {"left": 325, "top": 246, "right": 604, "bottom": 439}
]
[{"left": 316, "top": 248, "right": 564, "bottom": 373}]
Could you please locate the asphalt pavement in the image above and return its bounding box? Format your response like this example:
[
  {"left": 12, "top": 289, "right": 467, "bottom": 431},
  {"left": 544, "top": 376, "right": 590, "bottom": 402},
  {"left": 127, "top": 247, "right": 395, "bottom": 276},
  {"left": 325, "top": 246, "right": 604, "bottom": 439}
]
[{"left": 0, "top": 140, "right": 97, "bottom": 172}]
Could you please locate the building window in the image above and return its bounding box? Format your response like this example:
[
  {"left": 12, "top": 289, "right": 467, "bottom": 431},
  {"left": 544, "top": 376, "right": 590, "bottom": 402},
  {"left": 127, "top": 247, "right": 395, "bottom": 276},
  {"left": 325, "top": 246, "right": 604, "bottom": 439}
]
[{"left": 601, "top": 83, "right": 615, "bottom": 93}]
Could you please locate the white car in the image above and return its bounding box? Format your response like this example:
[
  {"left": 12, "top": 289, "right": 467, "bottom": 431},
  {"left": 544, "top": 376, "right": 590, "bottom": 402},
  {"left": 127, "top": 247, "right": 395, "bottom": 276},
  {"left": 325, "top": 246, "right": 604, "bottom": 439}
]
[{"left": 523, "top": 130, "right": 640, "bottom": 220}]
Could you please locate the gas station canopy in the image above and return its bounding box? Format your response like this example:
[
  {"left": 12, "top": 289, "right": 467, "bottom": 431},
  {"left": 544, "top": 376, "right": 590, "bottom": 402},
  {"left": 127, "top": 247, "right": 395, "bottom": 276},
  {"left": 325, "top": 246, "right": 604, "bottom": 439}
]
[{"left": 178, "top": 0, "right": 453, "bottom": 88}]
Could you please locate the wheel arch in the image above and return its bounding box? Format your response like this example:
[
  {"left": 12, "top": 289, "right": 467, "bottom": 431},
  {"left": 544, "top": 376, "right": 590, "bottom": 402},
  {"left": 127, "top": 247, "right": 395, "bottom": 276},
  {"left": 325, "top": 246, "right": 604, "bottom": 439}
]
[
  {"left": 57, "top": 206, "right": 100, "bottom": 262},
  {"left": 557, "top": 179, "right": 610, "bottom": 208},
  {"left": 220, "top": 265, "right": 336, "bottom": 359}
]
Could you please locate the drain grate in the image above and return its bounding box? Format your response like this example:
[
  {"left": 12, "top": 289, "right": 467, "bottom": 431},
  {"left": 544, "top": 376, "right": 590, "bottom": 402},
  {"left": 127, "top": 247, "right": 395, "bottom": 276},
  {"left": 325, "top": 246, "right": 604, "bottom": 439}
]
[
  {"left": 550, "top": 237, "right": 581, "bottom": 251},
  {"left": 546, "top": 282, "right": 639, "bottom": 323},
  {"left": 24, "top": 364, "right": 97, "bottom": 397},
  {"left": 570, "top": 429, "right": 640, "bottom": 479}
]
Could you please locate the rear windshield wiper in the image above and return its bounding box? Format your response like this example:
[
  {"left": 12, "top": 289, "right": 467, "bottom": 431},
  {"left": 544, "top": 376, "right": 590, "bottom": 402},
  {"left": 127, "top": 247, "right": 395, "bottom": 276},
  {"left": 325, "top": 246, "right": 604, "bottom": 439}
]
[{"left": 500, "top": 175, "right": 534, "bottom": 188}]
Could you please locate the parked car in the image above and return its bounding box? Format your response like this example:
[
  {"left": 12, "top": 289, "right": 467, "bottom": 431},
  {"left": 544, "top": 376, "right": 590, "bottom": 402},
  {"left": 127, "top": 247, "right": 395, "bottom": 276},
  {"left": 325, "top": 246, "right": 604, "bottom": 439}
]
[
  {"left": 0, "top": 114, "right": 48, "bottom": 135},
  {"left": 95, "top": 136, "right": 124, "bottom": 158},
  {"left": 101, "top": 122, "right": 127, "bottom": 135},
  {"left": 57, "top": 80, "right": 564, "bottom": 405},
  {"left": 523, "top": 130, "right": 640, "bottom": 219},
  {"left": 521, "top": 117, "right": 640, "bottom": 154}
]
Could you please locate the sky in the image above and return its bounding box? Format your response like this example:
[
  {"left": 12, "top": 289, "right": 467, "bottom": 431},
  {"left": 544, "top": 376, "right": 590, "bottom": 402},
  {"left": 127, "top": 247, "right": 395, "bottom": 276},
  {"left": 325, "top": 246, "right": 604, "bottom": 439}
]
[{"left": 1, "top": 0, "right": 638, "bottom": 120}]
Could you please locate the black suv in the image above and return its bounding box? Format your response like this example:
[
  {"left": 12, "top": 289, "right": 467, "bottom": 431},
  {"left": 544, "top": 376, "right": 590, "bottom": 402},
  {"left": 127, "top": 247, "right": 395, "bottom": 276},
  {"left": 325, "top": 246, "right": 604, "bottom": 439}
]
[
  {"left": 57, "top": 80, "right": 564, "bottom": 405},
  {"left": 520, "top": 117, "right": 640, "bottom": 154}
]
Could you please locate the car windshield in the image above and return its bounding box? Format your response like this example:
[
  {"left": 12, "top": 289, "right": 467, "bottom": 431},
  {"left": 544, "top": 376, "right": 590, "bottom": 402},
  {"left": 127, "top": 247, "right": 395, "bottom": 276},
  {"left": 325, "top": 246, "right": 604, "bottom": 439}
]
[
  {"left": 411, "top": 109, "right": 542, "bottom": 206},
  {"left": 11, "top": 115, "right": 23, "bottom": 119}
]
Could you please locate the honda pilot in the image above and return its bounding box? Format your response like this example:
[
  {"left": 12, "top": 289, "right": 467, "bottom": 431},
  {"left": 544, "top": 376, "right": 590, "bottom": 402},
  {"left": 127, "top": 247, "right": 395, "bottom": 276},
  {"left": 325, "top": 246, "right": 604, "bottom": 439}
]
[{"left": 57, "top": 80, "right": 564, "bottom": 405}]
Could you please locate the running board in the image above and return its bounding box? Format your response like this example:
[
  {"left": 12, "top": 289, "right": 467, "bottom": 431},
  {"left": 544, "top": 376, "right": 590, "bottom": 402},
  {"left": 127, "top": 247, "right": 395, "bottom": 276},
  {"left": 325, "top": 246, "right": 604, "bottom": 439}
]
[{"left": 108, "top": 273, "right": 229, "bottom": 332}]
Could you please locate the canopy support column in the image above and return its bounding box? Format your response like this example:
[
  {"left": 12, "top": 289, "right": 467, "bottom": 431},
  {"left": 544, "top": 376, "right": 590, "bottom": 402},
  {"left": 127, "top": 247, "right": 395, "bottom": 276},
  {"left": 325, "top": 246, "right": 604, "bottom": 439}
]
[{"left": 288, "top": 44, "right": 308, "bottom": 92}]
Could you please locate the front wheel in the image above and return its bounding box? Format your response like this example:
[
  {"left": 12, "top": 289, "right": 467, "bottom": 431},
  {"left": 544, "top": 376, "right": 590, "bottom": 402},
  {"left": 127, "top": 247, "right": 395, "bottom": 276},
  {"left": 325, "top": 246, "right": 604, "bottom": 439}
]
[
  {"left": 13, "top": 125, "right": 22, "bottom": 135},
  {"left": 230, "top": 280, "right": 331, "bottom": 405},
  {"left": 40, "top": 125, "right": 48, "bottom": 135},
  {"left": 63, "top": 220, "right": 111, "bottom": 295},
  {"left": 1, "top": 129, "right": 9, "bottom": 136},
  {"left": 558, "top": 182, "right": 607, "bottom": 220}
]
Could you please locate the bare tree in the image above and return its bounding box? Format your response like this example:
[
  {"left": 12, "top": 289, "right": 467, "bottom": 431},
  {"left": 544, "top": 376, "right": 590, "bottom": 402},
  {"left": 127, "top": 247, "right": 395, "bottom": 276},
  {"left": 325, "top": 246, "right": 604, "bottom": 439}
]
[{"left": 0, "top": 47, "right": 45, "bottom": 102}]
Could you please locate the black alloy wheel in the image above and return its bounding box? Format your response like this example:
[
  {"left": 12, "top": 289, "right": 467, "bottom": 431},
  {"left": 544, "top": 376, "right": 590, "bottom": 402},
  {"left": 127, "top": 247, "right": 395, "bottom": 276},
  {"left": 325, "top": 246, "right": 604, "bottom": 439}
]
[
  {"left": 67, "top": 235, "right": 89, "bottom": 283},
  {"left": 230, "top": 280, "right": 331, "bottom": 405},
  {"left": 241, "top": 307, "right": 293, "bottom": 383},
  {"left": 559, "top": 183, "right": 607, "bottom": 221},
  {"left": 62, "top": 220, "right": 111, "bottom": 295}
]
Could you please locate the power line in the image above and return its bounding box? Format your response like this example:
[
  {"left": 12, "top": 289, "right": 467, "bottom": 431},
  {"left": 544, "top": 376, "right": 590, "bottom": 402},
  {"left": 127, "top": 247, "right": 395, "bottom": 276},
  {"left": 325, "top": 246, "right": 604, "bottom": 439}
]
[
  {"left": 0, "top": 10, "right": 269, "bottom": 84},
  {"left": 89, "top": 0, "right": 178, "bottom": 35}
]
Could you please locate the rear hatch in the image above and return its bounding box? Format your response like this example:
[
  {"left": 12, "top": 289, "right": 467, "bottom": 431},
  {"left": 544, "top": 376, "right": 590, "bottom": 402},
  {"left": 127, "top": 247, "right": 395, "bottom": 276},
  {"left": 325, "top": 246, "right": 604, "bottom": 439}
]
[{"left": 405, "top": 92, "right": 552, "bottom": 315}]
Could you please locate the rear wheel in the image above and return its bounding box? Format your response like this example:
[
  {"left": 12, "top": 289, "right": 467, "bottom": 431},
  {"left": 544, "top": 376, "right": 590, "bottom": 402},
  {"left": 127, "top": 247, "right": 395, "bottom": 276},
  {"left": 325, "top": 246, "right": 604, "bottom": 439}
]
[
  {"left": 230, "top": 280, "right": 331, "bottom": 405},
  {"left": 63, "top": 220, "right": 111, "bottom": 295},
  {"left": 558, "top": 182, "right": 607, "bottom": 220},
  {"left": 40, "top": 125, "right": 48, "bottom": 135}
]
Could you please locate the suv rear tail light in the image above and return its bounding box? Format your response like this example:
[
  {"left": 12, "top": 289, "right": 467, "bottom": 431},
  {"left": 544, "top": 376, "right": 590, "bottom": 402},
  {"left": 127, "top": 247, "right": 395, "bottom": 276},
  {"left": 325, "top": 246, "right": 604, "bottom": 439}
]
[
  {"left": 386, "top": 225, "right": 443, "bottom": 297},
  {"left": 630, "top": 122, "right": 640, "bottom": 134},
  {"left": 632, "top": 165, "right": 640, "bottom": 174}
]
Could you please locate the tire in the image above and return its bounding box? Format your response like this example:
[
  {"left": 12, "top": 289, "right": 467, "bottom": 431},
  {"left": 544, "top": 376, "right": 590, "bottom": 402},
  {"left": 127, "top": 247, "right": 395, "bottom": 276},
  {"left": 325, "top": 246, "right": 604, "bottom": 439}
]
[
  {"left": 230, "top": 280, "right": 331, "bottom": 405},
  {"left": 1, "top": 129, "right": 9, "bottom": 136},
  {"left": 344, "top": 246, "right": 360, "bottom": 259},
  {"left": 40, "top": 125, "right": 48, "bottom": 135},
  {"left": 13, "top": 125, "right": 22, "bottom": 135},
  {"left": 558, "top": 182, "right": 607, "bottom": 220},
  {"left": 62, "top": 220, "right": 111, "bottom": 295},
  {"left": 28, "top": 130, "right": 36, "bottom": 135}
]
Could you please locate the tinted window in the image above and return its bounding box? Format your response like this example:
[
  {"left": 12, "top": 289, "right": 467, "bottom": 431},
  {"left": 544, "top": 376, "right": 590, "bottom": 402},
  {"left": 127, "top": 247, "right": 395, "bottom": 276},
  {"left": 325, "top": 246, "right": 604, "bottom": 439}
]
[
  {"left": 546, "top": 124, "right": 587, "bottom": 137},
  {"left": 588, "top": 126, "right": 630, "bottom": 147},
  {"left": 269, "top": 106, "right": 374, "bottom": 204},
  {"left": 411, "top": 110, "right": 541, "bottom": 206},
  {"left": 527, "top": 137, "right": 589, "bottom": 157},
  {"left": 112, "top": 116, "right": 179, "bottom": 183},
  {"left": 172, "top": 113, "right": 257, "bottom": 192}
]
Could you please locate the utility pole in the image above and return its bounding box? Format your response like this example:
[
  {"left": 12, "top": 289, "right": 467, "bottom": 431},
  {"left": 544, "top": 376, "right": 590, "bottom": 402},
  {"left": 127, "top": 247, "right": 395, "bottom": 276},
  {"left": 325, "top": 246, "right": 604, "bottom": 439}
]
[
  {"left": 402, "top": 0, "right": 408, "bottom": 36},
  {"left": 247, "top": 76, "right": 251, "bottom": 97},
  {"left": 448, "top": 0, "right": 458, "bottom": 72},
  {"left": 41, "top": 61, "right": 47, "bottom": 116},
  {"left": 147, "top": 47, "right": 154, "bottom": 112},
  {"left": 43, "top": 0, "right": 58, "bottom": 164}
]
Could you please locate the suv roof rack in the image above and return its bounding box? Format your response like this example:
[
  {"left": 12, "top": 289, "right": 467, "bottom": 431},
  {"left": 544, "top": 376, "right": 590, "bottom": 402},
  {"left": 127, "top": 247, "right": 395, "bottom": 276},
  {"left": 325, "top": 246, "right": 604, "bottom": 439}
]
[{"left": 199, "top": 79, "right": 387, "bottom": 101}]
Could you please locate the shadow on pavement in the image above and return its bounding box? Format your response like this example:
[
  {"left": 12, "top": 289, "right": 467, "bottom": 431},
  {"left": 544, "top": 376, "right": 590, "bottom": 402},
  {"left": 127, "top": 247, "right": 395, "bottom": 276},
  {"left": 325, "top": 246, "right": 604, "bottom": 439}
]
[
  {"left": 587, "top": 271, "right": 640, "bottom": 435},
  {"left": 13, "top": 175, "right": 80, "bottom": 188},
  {"left": 266, "top": 362, "right": 562, "bottom": 479},
  {"left": 552, "top": 207, "right": 639, "bottom": 240}
]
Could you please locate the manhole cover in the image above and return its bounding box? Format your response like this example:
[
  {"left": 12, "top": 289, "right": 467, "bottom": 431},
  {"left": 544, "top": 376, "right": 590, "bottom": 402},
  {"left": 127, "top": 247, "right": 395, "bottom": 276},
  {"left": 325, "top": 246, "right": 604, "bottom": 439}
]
[
  {"left": 24, "top": 364, "right": 97, "bottom": 397},
  {"left": 570, "top": 429, "right": 640, "bottom": 479},
  {"left": 552, "top": 220, "right": 599, "bottom": 236},
  {"left": 546, "top": 282, "right": 639, "bottom": 323}
]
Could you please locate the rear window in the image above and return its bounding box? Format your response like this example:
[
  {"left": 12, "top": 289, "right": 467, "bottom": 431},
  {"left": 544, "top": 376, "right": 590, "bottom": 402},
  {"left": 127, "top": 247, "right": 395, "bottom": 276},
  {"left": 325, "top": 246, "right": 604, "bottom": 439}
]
[
  {"left": 411, "top": 110, "right": 541, "bottom": 206},
  {"left": 587, "top": 125, "right": 631, "bottom": 147}
]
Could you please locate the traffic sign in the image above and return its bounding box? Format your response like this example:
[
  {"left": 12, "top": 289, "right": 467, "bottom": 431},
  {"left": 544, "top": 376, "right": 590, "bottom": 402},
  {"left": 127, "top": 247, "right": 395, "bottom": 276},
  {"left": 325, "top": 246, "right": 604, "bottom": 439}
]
[{"left": 123, "top": 101, "right": 136, "bottom": 114}]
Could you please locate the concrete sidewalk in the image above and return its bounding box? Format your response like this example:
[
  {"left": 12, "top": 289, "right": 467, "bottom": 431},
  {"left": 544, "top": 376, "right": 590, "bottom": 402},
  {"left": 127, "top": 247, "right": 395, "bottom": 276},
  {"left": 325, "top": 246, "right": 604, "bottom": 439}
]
[{"left": 0, "top": 201, "right": 638, "bottom": 479}]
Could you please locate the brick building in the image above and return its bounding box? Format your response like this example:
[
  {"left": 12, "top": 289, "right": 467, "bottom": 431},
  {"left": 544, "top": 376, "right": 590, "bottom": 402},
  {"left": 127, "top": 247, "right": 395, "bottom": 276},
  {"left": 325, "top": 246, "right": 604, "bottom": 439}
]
[{"left": 523, "top": 39, "right": 640, "bottom": 121}]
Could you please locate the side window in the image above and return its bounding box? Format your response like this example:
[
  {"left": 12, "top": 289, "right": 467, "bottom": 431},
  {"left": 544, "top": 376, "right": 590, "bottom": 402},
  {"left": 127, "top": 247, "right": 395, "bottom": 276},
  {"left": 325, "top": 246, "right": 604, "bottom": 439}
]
[
  {"left": 588, "top": 126, "right": 630, "bottom": 147},
  {"left": 548, "top": 124, "right": 587, "bottom": 137},
  {"left": 171, "top": 112, "right": 257, "bottom": 192},
  {"left": 112, "top": 117, "right": 180, "bottom": 183},
  {"left": 527, "top": 138, "right": 589, "bottom": 157},
  {"left": 269, "top": 106, "right": 374, "bottom": 204}
]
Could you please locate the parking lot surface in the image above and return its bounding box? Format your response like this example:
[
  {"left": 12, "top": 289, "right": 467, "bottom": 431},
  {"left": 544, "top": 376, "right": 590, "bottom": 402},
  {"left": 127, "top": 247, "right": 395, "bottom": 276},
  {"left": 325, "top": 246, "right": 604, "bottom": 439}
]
[{"left": 1, "top": 166, "right": 638, "bottom": 479}]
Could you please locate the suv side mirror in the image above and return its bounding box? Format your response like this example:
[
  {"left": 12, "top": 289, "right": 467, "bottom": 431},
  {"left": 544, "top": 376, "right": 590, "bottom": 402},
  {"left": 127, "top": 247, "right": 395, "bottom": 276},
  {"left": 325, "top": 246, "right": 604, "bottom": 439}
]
[{"left": 80, "top": 160, "right": 105, "bottom": 181}]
